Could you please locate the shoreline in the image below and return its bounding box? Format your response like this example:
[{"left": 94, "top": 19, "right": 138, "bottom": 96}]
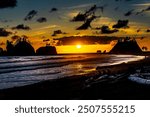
[{"left": 0, "top": 57, "right": 150, "bottom": 99}]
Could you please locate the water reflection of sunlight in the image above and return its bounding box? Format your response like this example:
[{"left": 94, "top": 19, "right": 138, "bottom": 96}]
[{"left": 77, "top": 64, "right": 83, "bottom": 69}]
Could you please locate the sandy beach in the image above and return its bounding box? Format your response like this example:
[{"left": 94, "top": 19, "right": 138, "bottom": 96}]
[{"left": 0, "top": 55, "right": 150, "bottom": 100}]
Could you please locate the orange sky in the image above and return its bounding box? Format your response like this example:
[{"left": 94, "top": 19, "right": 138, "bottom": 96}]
[{"left": 0, "top": 0, "right": 150, "bottom": 53}]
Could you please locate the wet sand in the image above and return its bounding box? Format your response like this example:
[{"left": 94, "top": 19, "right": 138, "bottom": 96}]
[{"left": 0, "top": 56, "right": 150, "bottom": 100}]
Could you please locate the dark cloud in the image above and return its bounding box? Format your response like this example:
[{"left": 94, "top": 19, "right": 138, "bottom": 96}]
[
  {"left": 43, "top": 39, "right": 50, "bottom": 42},
  {"left": 101, "top": 25, "right": 118, "bottom": 34},
  {"left": 52, "top": 30, "right": 67, "bottom": 36},
  {"left": 145, "top": 6, "right": 150, "bottom": 11},
  {"left": 71, "top": 5, "right": 98, "bottom": 22},
  {"left": 54, "top": 36, "right": 120, "bottom": 45},
  {"left": 71, "top": 13, "right": 87, "bottom": 22},
  {"left": 136, "top": 29, "right": 141, "bottom": 33},
  {"left": 50, "top": 8, "right": 58, "bottom": 13},
  {"left": 0, "top": 28, "right": 12, "bottom": 37},
  {"left": 37, "top": 17, "right": 47, "bottom": 23},
  {"left": 12, "top": 24, "right": 31, "bottom": 30},
  {"left": 113, "top": 20, "right": 129, "bottom": 28},
  {"left": 146, "top": 29, "right": 150, "bottom": 33},
  {"left": 85, "top": 5, "right": 97, "bottom": 15},
  {"left": 76, "top": 15, "right": 100, "bottom": 30},
  {"left": 136, "top": 6, "right": 150, "bottom": 15},
  {"left": 24, "top": 10, "right": 38, "bottom": 21},
  {"left": 124, "top": 9, "right": 134, "bottom": 16},
  {"left": 0, "top": 0, "right": 17, "bottom": 9}
]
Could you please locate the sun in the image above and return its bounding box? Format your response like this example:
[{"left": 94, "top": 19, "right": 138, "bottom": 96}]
[{"left": 76, "top": 44, "right": 81, "bottom": 49}]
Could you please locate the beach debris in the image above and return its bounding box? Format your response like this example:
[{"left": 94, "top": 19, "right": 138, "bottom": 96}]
[
  {"left": 128, "top": 66, "right": 150, "bottom": 84},
  {"left": 128, "top": 74, "right": 150, "bottom": 84}
]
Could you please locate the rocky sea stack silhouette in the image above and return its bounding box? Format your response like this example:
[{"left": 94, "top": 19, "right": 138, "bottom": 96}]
[
  {"left": 0, "top": 47, "right": 4, "bottom": 56},
  {"left": 1, "top": 38, "right": 58, "bottom": 56},
  {"left": 6, "top": 38, "right": 35, "bottom": 56},
  {"left": 109, "top": 37, "right": 142, "bottom": 55},
  {"left": 36, "top": 45, "right": 57, "bottom": 55}
]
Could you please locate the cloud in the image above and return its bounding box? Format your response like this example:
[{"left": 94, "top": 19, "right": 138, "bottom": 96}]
[
  {"left": 0, "top": 0, "right": 17, "bottom": 9},
  {"left": 52, "top": 30, "right": 67, "bottom": 36},
  {"left": 101, "top": 25, "right": 118, "bottom": 34},
  {"left": 92, "top": 17, "right": 113, "bottom": 26},
  {"left": 12, "top": 24, "right": 31, "bottom": 30},
  {"left": 71, "top": 12, "right": 87, "bottom": 22},
  {"left": 37, "top": 17, "right": 47, "bottom": 23},
  {"left": 43, "top": 39, "right": 50, "bottom": 42},
  {"left": 54, "top": 36, "right": 119, "bottom": 45},
  {"left": 50, "top": 8, "right": 58, "bottom": 13},
  {"left": 124, "top": 9, "right": 134, "bottom": 16},
  {"left": 136, "top": 6, "right": 150, "bottom": 15},
  {"left": 146, "top": 29, "right": 150, "bottom": 32},
  {"left": 133, "top": 3, "right": 150, "bottom": 6},
  {"left": 24, "top": 10, "right": 38, "bottom": 21},
  {"left": 38, "top": 25, "right": 60, "bottom": 30},
  {"left": 76, "top": 15, "right": 100, "bottom": 30},
  {"left": 67, "top": 3, "right": 95, "bottom": 9},
  {"left": 0, "top": 28, "right": 12, "bottom": 37},
  {"left": 71, "top": 5, "right": 99, "bottom": 22},
  {"left": 113, "top": 20, "right": 129, "bottom": 28}
]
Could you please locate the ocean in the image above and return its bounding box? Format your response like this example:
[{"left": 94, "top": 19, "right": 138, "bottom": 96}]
[{"left": 0, "top": 54, "right": 144, "bottom": 89}]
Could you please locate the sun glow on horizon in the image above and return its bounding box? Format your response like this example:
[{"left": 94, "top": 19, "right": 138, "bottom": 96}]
[{"left": 76, "top": 44, "right": 82, "bottom": 49}]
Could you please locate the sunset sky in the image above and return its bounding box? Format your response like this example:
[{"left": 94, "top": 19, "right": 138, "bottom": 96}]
[{"left": 0, "top": 0, "right": 150, "bottom": 53}]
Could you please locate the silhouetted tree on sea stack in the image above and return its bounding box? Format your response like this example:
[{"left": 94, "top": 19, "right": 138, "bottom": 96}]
[
  {"left": 109, "top": 37, "right": 142, "bottom": 55},
  {"left": 142, "top": 46, "right": 148, "bottom": 51},
  {"left": 6, "top": 40, "right": 15, "bottom": 55},
  {"left": 36, "top": 44, "right": 57, "bottom": 55},
  {"left": 0, "top": 47, "right": 3, "bottom": 55},
  {"left": 14, "top": 38, "right": 35, "bottom": 56}
]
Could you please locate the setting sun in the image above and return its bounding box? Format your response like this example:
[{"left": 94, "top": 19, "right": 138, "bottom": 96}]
[{"left": 76, "top": 45, "right": 82, "bottom": 49}]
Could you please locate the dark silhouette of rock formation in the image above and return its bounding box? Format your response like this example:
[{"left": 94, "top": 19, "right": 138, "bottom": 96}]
[
  {"left": 6, "top": 38, "right": 35, "bottom": 56},
  {"left": 6, "top": 40, "right": 15, "bottom": 55},
  {"left": 36, "top": 45, "right": 57, "bottom": 55},
  {"left": 109, "top": 37, "right": 142, "bottom": 54},
  {"left": 14, "top": 38, "right": 35, "bottom": 56},
  {"left": 0, "top": 47, "right": 3, "bottom": 55}
]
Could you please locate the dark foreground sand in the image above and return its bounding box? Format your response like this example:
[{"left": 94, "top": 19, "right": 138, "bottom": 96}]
[{"left": 0, "top": 56, "right": 150, "bottom": 100}]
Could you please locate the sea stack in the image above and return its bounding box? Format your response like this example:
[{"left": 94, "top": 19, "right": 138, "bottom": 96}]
[
  {"left": 36, "top": 45, "right": 57, "bottom": 55},
  {"left": 14, "top": 38, "right": 35, "bottom": 56},
  {"left": 109, "top": 37, "right": 142, "bottom": 55}
]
